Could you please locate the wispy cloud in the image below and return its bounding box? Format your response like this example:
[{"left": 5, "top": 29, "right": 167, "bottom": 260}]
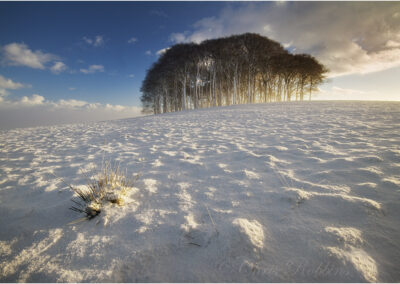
[
  {"left": 331, "top": 86, "right": 369, "bottom": 96},
  {"left": 169, "top": 2, "right": 400, "bottom": 77},
  {"left": 50, "top": 61, "right": 67, "bottom": 74},
  {"left": 128, "top": 74, "right": 135, "bottom": 78},
  {"left": 145, "top": 50, "right": 152, "bottom": 56},
  {"left": 316, "top": 86, "right": 382, "bottom": 101},
  {"left": 128, "top": 37, "right": 138, "bottom": 44},
  {"left": 150, "top": 10, "right": 168, "bottom": 18},
  {"left": 83, "top": 35, "right": 105, "bottom": 47},
  {"left": 1, "top": 43, "right": 58, "bottom": 69},
  {"left": 80, "top": 64, "right": 105, "bottom": 74},
  {"left": 0, "top": 94, "right": 142, "bottom": 129}
]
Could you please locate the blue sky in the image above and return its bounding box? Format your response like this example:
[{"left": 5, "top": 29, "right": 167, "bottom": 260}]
[
  {"left": 0, "top": 2, "right": 225, "bottom": 106},
  {"left": 1, "top": 2, "right": 399, "bottom": 129}
]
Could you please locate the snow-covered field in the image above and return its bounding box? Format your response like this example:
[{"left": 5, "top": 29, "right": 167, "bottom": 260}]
[{"left": 1, "top": 101, "right": 400, "bottom": 282}]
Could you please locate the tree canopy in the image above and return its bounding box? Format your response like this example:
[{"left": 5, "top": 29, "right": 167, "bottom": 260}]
[{"left": 140, "top": 33, "right": 327, "bottom": 114}]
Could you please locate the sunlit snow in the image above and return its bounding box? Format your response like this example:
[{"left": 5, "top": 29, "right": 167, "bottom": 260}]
[{"left": 0, "top": 101, "right": 399, "bottom": 282}]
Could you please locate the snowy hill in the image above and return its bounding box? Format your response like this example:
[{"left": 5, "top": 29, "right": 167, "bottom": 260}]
[{"left": 1, "top": 101, "right": 400, "bottom": 282}]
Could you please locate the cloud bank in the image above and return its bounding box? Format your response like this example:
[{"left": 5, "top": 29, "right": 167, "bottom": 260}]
[
  {"left": 0, "top": 93, "right": 142, "bottom": 130},
  {"left": 169, "top": 2, "right": 400, "bottom": 77}
]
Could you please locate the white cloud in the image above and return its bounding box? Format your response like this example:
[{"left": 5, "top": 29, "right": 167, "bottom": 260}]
[
  {"left": 50, "top": 61, "right": 67, "bottom": 74},
  {"left": 156, "top": 47, "right": 170, "bottom": 56},
  {"left": 386, "top": 40, "right": 400, "bottom": 48},
  {"left": 0, "top": 75, "right": 28, "bottom": 98},
  {"left": 56, "top": 98, "right": 87, "bottom": 108},
  {"left": 69, "top": 87, "right": 76, "bottom": 91},
  {"left": 0, "top": 94, "right": 142, "bottom": 129},
  {"left": 20, "top": 94, "right": 45, "bottom": 105},
  {"left": 128, "top": 74, "right": 135, "bottom": 78},
  {"left": 128, "top": 37, "right": 138, "bottom": 44},
  {"left": 105, "top": 103, "right": 125, "bottom": 112},
  {"left": 145, "top": 50, "right": 152, "bottom": 56},
  {"left": 0, "top": 75, "right": 25, "bottom": 90},
  {"left": 1, "top": 43, "right": 58, "bottom": 69},
  {"left": 169, "top": 33, "right": 188, "bottom": 44},
  {"left": 80, "top": 64, "right": 105, "bottom": 74},
  {"left": 83, "top": 35, "right": 105, "bottom": 47},
  {"left": 169, "top": 2, "right": 400, "bottom": 77}
]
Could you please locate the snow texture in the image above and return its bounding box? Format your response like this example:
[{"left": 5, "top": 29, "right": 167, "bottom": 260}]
[{"left": 0, "top": 101, "right": 400, "bottom": 282}]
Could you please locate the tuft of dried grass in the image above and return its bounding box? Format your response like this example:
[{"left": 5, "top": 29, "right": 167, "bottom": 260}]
[{"left": 56, "top": 160, "right": 139, "bottom": 221}]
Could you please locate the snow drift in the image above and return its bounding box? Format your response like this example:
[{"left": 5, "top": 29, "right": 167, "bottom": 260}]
[{"left": 0, "top": 101, "right": 399, "bottom": 282}]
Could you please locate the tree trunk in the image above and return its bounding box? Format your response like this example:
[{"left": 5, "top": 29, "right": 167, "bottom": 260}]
[
  {"left": 233, "top": 64, "right": 238, "bottom": 105},
  {"left": 163, "top": 90, "right": 167, "bottom": 113},
  {"left": 248, "top": 69, "right": 251, "bottom": 104},
  {"left": 212, "top": 69, "right": 216, "bottom": 107},
  {"left": 182, "top": 75, "right": 187, "bottom": 110}
]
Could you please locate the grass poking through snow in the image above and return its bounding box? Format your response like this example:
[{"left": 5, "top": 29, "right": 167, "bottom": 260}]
[{"left": 55, "top": 160, "right": 140, "bottom": 222}]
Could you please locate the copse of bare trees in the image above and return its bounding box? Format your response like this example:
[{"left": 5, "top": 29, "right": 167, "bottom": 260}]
[{"left": 140, "top": 33, "right": 327, "bottom": 114}]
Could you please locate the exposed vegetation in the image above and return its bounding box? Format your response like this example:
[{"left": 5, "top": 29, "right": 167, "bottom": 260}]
[
  {"left": 140, "top": 33, "right": 327, "bottom": 114},
  {"left": 68, "top": 161, "right": 140, "bottom": 221}
]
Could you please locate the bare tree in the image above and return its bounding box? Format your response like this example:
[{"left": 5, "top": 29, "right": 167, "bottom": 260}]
[{"left": 140, "top": 33, "right": 327, "bottom": 114}]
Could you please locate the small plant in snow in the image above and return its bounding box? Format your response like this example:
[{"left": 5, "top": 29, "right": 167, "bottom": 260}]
[{"left": 68, "top": 160, "right": 140, "bottom": 220}]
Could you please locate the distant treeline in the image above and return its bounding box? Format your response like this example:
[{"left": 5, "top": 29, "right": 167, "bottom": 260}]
[{"left": 140, "top": 33, "right": 327, "bottom": 114}]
